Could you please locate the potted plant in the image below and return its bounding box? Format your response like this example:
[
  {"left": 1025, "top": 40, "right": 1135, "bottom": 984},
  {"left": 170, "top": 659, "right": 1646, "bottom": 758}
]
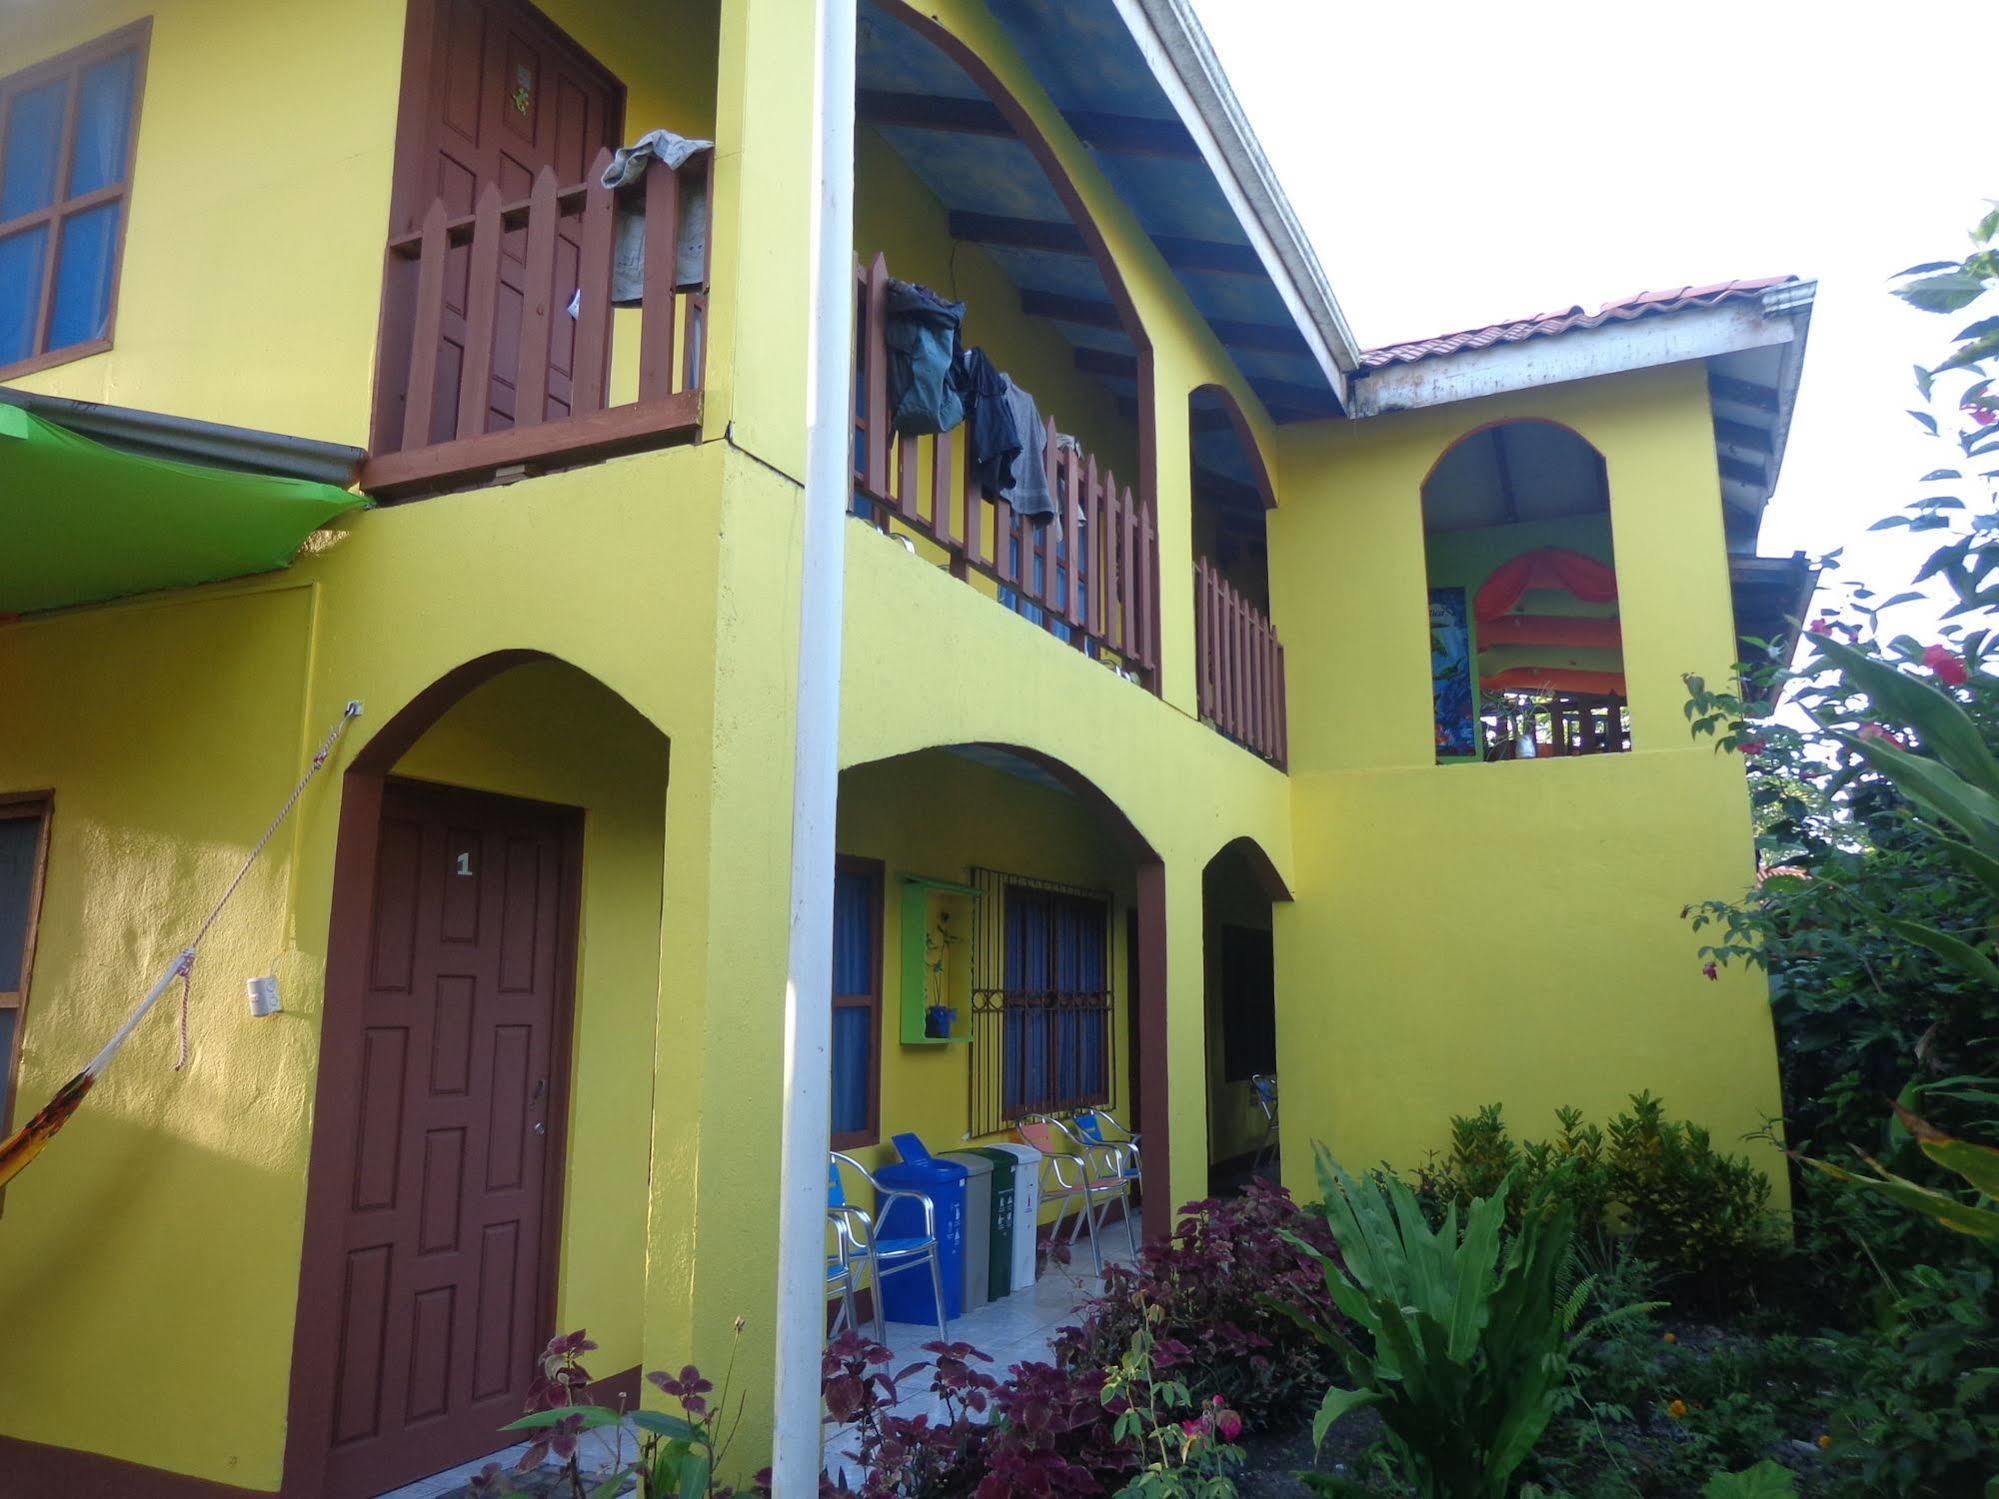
[{"left": 924, "top": 908, "right": 962, "bottom": 1038}]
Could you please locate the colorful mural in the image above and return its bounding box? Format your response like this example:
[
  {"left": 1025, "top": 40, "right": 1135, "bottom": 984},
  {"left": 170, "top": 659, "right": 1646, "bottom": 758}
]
[{"left": 1430, "top": 586, "right": 1478, "bottom": 759}]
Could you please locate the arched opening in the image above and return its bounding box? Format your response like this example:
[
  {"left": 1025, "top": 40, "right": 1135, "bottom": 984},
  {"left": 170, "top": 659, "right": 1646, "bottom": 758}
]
[
  {"left": 1190, "top": 384, "right": 1287, "bottom": 765},
  {"left": 1201, "top": 837, "right": 1291, "bottom": 1198},
  {"left": 829, "top": 739, "right": 1171, "bottom": 1322},
  {"left": 287, "top": 653, "right": 669, "bottom": 1498},
  {"left": 848, "top": 1, "right": 1162, "bottom": 691},
  {"left": 1421, "top": 420, "right": 1630, "bottom": 763}
]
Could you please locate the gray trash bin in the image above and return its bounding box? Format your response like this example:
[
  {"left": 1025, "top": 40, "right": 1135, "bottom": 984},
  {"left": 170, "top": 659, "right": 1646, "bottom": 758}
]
[
  {"left": 940, "top": 1150, "right": 995, "bottom": 1312},
  {"left": 988, "top": 1141, "right": 1042, "bottom": 1291}
]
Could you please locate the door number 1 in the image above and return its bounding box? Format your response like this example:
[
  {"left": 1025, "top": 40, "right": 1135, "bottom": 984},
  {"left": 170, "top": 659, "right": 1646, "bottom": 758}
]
[{"left": 456, "top": 851, "right": 474, "bottom": 876}]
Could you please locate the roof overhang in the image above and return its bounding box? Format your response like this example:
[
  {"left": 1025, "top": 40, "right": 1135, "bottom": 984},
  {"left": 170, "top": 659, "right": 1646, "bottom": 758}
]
[
  {"left": 1350, "top": 283, "right": 1814, "bottom": 420},
  {"left": 0, "top": 400, "right": 366, "bottom": 614},
  {"left": 1730, "top": 551, "right": 1819, "bottom": 708},
  {"left": 1109, "top": 0, "right": 1361, "bottom": 394}
]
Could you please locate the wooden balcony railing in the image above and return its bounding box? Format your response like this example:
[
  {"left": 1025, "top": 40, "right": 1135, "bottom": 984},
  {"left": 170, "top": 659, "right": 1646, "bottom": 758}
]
[
  {"left": 361, "top": 145, "right": 710, "bottom": 500},
  {"left": 1195, "top": 558, "right": 1287, "bottom": 767},
  {"left": 851, "top": 252, "right": 1161, "bottom": 689}
]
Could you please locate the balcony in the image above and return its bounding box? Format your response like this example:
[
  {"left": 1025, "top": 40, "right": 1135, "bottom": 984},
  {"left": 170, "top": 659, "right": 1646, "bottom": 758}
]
[
  {"left": 1194, "top": 559, "right": 1287, "bottom": 769},
  {"left": 360, "top": 147, "right": 711, "bottom": 501},
  {"left": 850, "top": 252, "right": 1161, "bottom": 690}
]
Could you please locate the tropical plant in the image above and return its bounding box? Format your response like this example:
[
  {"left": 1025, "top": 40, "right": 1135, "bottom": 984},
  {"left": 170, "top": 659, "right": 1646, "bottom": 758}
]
[
  {"left": 1099, "top": 1293, "right": 1245, "bottom": 1497},
  {"left": 1058, "top": 1177, "right": 1345, "bottom": 1431},
  {"left": 1278, "top": 1148, "right": 1650, "bottom": 1499},
  {"left": 493, "top": 1326, "right": 762, "bottom": 1499},
  {"left": 1700, "top": 1459, "right": 1799, "bottom": 1498}
]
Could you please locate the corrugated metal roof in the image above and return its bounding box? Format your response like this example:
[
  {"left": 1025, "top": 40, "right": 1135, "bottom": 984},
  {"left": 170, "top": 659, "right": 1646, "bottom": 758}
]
[{"left": 1360, "top": 277, "right": 1800, "bottom": 369}]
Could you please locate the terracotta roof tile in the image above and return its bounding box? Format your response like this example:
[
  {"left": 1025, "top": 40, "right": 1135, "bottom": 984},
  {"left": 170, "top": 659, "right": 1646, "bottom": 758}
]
[{"left": 1359, "top": 276, "right": 1798, "bottom": 369}]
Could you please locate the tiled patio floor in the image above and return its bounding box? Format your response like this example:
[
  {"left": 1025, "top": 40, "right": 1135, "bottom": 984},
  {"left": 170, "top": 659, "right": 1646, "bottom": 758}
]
[{"left": 380, "top": 1234, "right": 1135, "bottom": 1498}]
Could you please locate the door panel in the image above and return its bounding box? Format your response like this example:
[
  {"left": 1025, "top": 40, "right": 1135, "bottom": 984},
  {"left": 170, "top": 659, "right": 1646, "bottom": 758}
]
[
  {"left": 384, "top": 0, "right": 623, "bottom": 448},
  {"left": 323, "top": 780, "right": 576, "bottom": 1499}
]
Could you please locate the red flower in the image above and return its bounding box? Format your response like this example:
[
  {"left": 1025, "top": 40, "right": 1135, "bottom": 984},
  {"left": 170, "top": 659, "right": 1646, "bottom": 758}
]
[
  {"left": 1858, "top": 722, "right": 1909, "bottom": 749},
  {"left": 1737, "top": 738, "right": 1767, "bottom": 755},
  {"left": 1924, "top": 643, "right": 1969, "bottom": 687},
  {"left": 1702, "top": 962, "right": 1719, "bottom": 981},
  {"left": 1808, "top": 619, "right": 1832, "bottom": 636},
  {"left": 1216, "top": 1407, "right": 1244, "bottom": 1441},
  {"left": 1967, "top": 403, "right": 1998, "bottom": 427}
]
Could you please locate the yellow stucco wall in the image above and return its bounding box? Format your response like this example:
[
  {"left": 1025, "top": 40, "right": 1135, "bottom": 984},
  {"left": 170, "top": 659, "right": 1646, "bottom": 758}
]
[{"left": 1269, "top": 363, "right": 1787, "bottom": 1200}]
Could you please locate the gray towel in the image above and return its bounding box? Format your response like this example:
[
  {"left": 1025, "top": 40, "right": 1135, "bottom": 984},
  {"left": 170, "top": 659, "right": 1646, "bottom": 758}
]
[
  {"left": 1000, "top": 376, "right": 1057, "bottom": 534},
  {"left": 602, "top": 128, "right": 714, "bottom": 306}
]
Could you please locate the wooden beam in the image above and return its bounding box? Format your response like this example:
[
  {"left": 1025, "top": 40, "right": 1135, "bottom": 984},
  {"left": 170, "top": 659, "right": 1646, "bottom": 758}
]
[
  {"left": 857, "top": 91, "right": 1201, "bottom": 160},
  {"left": 1708, "top": 373, "right": 1781, "bottom": 413},
  {"left": 949, "top": 210, "right": 1264, "bottom": 276},
  {"left": 1248, "top": 375, "right": 1341, "bottom": 418},
  {"left": 858, "top": 89, "right": 1010, "bottom": 136},
  {"left": 1490, "top": 425, "right": 1519, "bottom": 525},
  {"left": 1076, "top": 347, "right": 1137, "bottom": 379},
  {"left": 1719, "top": 453, "right": 1767, "bottom": 487},
  {"left": 1022, "top": 288, "right": 1123, "bottom": 330},
  {"left": 1062, "top": 109, "right": 1201, "bottom": 158},
  {"left": 1712, "top": 416, "right": 1775, "bottom": 455}
]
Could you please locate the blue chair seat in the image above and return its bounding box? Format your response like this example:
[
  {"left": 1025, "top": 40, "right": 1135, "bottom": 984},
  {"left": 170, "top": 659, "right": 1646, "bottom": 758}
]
[{"left": 873, "top": 1236, "right": 934, "bottom": 1261}]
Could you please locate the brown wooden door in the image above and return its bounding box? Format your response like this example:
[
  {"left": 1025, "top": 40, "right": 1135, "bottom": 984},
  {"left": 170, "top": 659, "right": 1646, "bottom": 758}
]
[
  {"left": 381, "top": 0, "right": 624, "bottom": 449},
  {"left": 322, "top": 780, "right": 578, "bottom": 1498}
]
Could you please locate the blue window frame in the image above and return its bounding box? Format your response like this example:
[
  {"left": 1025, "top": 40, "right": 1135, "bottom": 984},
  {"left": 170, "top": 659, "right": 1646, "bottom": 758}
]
[
  {"left": 0, "top": 22, "right": 148, "bottom": 375},
  {"left": 830, "top": 858, "right": 882, "bottom": 1148},
  {"left": 1002, "top": 885, "right": 1110, "bottom": 1118}
]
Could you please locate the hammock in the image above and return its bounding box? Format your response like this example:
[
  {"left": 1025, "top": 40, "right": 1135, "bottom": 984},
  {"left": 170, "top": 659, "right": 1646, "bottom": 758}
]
[{"left": 0, "top": 702, "right": 360, "bottom": 1193}]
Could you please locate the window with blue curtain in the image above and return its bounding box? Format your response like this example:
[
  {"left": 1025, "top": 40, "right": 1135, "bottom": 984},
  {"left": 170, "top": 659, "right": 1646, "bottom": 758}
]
[
  {"left": 0, "top": 25, "right": 147, "bottom": 373},
  {"left": 1002, "top": 886, "right": 1109, "bottom": 1118},
  {"left": 830, "top": 860, "right": 881, "bottom": 1148}
]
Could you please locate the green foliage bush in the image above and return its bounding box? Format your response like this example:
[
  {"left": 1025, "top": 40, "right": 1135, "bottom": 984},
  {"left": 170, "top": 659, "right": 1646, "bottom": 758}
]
[
  {"left": 1282, "top": 1148, "right": 1651, "bottom": 1499},
  {"left": 1412, "top": 1095, "right": 1780, "bottom": 1303}
]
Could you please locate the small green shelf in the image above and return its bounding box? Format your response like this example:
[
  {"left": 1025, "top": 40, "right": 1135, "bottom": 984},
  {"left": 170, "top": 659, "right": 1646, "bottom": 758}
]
[{"left": 898, "top": 874, "right": 980, "bottom": 1045}]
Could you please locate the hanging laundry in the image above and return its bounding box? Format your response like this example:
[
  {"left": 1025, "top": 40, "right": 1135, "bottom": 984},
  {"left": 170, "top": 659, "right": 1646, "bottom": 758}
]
[
  {"left": 883, "top": 280, "right": 966, "bottom": 435},
  {"left": 601, "top": 129, "right": 714, "bottom": 306},
  {"left": 999, "top": 375, "right": 1058, "bottom": 536},
  {"left": 955, "top": 346, "right": 1016, "bottom": 495}
]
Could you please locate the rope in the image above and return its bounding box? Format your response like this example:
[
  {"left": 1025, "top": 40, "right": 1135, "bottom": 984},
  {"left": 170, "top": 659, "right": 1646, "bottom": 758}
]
[{"left": 92, "top": 701, "right": 361, "bottom": 1079}]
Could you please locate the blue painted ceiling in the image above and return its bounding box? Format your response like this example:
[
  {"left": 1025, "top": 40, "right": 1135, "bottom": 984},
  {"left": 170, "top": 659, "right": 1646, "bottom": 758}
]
[{"left": 855, "top": 0, "right": 1339, "bottom": 426}]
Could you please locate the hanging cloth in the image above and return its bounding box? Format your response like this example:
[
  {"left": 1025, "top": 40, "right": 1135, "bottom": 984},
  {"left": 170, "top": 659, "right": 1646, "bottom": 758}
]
[
  {"left": 602, "top": 129, "right": 714, "bottom": 306},
  {"left": 883, "top": 280, "right": 966, "bottom": 435},
  {"left": 1474, "top": 546, "right": 1618, "bottom": 625},
  {"left": 998, "top": 375, "right": 1057, "bottom": 533},
  {"left": 955, "top": 347, "right": 1015, "bottom": 495}
]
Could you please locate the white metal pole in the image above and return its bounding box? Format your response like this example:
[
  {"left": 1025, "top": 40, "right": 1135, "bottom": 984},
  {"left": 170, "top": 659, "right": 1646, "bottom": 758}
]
[{"left": 771, "top": 0, "right": 855, "bottom": 1487}]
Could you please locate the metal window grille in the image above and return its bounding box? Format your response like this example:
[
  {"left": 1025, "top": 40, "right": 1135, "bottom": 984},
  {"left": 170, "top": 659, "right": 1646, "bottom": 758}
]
[{"left": 967, "top": 866, "right": 1116, "bottom": 1138}]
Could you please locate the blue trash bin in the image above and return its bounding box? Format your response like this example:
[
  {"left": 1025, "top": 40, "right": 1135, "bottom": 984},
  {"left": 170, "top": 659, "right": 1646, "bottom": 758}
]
[{"left": 876, "top": 1133, "right": 966, "bottom": 1325}]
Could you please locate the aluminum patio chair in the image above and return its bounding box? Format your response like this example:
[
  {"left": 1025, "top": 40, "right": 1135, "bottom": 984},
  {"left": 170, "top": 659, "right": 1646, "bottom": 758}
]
[
  {"left": 1018, "top": 1113, "right": 1136, "bottom": 1273},
  {"left": 827, "top": 1152, "right": 948, "bottom": 1340},
  {"left": 1072, "top": 1107, "right": 1142, "bottom": 1191},
  {"left": 1250, "top": 1073, "right": 1279, "bottom": 1174}
]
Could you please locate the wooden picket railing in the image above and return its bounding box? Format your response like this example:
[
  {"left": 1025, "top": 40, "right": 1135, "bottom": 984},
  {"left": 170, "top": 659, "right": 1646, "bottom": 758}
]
[
  {"left": 361, "top": 145, "right": 711, "bottom": 499},
  {"left": 1195, "top": 558, "right": 1287, "bottom": 768},
  {"left": 851, "top": 252, "right": 1161, "bottom": 688}
]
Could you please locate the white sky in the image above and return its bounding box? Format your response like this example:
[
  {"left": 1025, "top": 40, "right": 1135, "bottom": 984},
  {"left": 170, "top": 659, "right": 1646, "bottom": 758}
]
[{"left": 1192, "top": 0, "right": 1994, "bottom": 623}]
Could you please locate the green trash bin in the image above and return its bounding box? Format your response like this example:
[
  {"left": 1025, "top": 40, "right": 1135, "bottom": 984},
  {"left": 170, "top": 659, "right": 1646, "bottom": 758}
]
[{"left": 971, "top": 1147, "right": 1018, "bottom": 1298}]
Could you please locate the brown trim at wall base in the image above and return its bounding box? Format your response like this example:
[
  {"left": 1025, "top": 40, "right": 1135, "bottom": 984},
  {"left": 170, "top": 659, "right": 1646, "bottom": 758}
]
[{"left": 0, "top": 1434, "right": 270, "bottom": 1499}]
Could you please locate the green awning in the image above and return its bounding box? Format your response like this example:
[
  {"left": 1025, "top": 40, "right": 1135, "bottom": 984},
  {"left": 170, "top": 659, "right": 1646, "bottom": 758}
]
[{"left": 0, "top": 403, "right": 367, "bottom": 614}]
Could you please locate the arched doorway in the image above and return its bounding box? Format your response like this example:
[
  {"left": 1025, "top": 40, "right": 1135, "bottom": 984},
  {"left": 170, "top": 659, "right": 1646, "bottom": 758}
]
[
  {"left": 1421, "top": 419, "right": 1628, "bottom": 763},
  {"left": 1201, "top": 836, "right": 1292, "bottom": 1198},
  {"left": 285, "top": 653, "right": 669, "bottom": 1499},
  {"left": 832, "top": 741, "right": 1173, "bottom": 1248}
]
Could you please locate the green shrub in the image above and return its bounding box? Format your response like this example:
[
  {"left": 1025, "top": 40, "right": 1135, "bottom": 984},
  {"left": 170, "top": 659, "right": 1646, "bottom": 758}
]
[
  {"left": 1416, "top": 1094, "right": 1780, "bottom": 1302},
  {"left": 1279, "top": 1147, "right": 1651, "bottom": 1499}
]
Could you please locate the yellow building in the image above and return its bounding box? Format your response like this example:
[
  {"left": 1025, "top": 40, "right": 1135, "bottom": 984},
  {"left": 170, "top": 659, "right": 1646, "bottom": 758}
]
[{"left": 0, "top": 0, "right": 1812, "bottom": 1492}]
